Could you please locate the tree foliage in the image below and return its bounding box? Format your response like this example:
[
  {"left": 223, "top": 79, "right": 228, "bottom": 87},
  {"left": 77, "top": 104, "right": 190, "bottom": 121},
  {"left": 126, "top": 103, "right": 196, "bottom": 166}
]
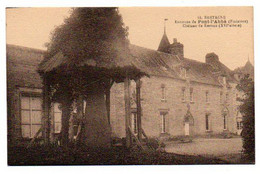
[
  {"left": 45, "top": 8, "right": 129, "bottom": 65},
  {"left": 236, "top": 74, "right": 254, "bottom": 161}
]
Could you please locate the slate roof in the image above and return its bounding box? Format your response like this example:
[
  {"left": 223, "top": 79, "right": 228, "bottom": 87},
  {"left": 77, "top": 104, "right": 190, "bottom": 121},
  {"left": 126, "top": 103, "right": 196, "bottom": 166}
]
[
  {"left": 7, "top": 44, "right": 44, "bottom": 88},
  {"left": 182, "top": 58, "right": 221, "bottom": 86},
  {"left": 233, "top": 60, "right": 254, "bottom": 79},
  {"left": 157, "top": 33, "right": 170, "bottom": 53},
  {"left": 7, "top": 43, "right": 237, "bottom": 88},
  {"left": 129, "top": 44, "right": 181, "bottom": 78},
  {"left": 204, "top": 55, "right": 237, "bottom": 84},
  {"left": 129, "top": 45, "right": 224, "bottom": 86}
]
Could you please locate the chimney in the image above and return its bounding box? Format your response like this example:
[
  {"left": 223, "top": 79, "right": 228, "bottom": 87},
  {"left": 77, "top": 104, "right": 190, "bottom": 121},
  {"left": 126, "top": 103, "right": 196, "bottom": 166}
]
[
  {"left": 169, "top": 38, "right": 184, "bottom": 58},
  {"left": 205, "top": 52, "right": 219, "bottom": 64}
]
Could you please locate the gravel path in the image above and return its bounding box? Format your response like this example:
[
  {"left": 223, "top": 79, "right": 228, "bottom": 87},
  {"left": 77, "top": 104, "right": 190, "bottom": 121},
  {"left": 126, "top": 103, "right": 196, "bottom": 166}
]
[{"left": 165, "top": 138, "right": 243, "bottom": 163}]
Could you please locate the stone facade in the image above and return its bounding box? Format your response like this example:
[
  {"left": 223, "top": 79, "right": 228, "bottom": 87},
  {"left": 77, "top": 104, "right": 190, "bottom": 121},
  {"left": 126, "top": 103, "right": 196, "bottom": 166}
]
[
  {"left": 110, "top": 75, "right": 239, "bottom": 138},
  {"left": 109, "top": 32, "right": 253, "bottom": 139}
]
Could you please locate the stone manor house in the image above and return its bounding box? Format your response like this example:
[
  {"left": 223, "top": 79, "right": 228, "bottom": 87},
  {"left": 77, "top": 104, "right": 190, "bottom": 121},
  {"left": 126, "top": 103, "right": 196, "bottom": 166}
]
[{"left": 7, "top": 31, "right": 254, "bottom": 142}]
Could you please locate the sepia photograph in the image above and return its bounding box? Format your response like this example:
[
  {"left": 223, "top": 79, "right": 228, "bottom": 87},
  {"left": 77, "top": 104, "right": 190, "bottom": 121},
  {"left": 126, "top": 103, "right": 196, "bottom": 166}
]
[{"left": 6, "top": 6, "right": 254, "bottom": 166}]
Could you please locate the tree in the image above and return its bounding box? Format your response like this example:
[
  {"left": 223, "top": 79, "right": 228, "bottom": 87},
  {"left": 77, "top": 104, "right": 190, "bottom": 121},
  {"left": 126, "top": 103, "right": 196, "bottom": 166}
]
[
  {"left": 43, "top": 8, "right": 129, "bottom": 146},
  {"left": 236, "top": 74, "right": 254, "bottom": 161}
]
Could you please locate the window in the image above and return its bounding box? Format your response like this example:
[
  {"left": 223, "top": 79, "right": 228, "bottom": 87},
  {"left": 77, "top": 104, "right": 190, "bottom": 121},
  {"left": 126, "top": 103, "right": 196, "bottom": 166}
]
[
  {"left": 160, "top": 112, "right": 167, "bottom": 133},
  {"left": 131, "top": 112, "right": 138, "bottom": 134},
  {"left": 180, "top": 67, "right": 187, "bottom": 78},
  {"left": 190, "top": 88, "right": 193, "bottom": 102},
  {"left": 223, "top": 113, "right": 227, "bottom": 130},
  {"left": 161, "top": 84, "right": 166, "bottom": 101},
  {"left": 182, "top": 87, "right": 186, "bottom": 102},
  {"left": 21, "top": 94, "right": 42, "bottom": 138},
  {"left": 205, "top": 114, "right": 210, "bottom": 131},
  {"left": 226, "top": 93, "right": 229, "bottom": 102},
  {"left": 223, "top": 76, "right": 226, "bottom": 85},
  {"left": 53, "top": 103, "right": 62, "bottom": 133},
  {"left": 205, "top": 91, "right": 209, "bottom": 103},
  {"left": 220, "top": 91, "right": 223, "bottom": 103},
  {"left": 237, "top": 121, "right": 243, "bottom": 130}
]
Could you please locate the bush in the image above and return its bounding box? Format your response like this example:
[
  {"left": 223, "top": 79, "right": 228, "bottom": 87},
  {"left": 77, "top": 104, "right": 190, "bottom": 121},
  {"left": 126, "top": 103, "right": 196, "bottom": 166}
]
[
  {"left": 146, "top": 138, "right": 165, "bottom": 151},
  {"left": 241, "top": 115, "right": 255, "bottom": 161},
  {"left": 236, "top": 75, "right": 255, "bottom": 162}
]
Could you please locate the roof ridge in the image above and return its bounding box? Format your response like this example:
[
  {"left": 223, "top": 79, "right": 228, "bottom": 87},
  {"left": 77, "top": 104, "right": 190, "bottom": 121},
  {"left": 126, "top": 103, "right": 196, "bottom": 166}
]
[
  {"left": 7, "top": 44, "right": 46, "bottom": 54},
  {"left": 183, "top": 57, "right": 209, "bottom": 66},
  {"left": 129, "top": 44, "right": 179, "bottom": 58}
]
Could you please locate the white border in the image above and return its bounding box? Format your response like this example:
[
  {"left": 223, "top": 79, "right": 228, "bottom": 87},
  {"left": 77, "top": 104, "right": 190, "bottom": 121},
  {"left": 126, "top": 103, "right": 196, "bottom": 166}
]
[{"left": 1, "top": 0, "right": 259, "bottom": 174}]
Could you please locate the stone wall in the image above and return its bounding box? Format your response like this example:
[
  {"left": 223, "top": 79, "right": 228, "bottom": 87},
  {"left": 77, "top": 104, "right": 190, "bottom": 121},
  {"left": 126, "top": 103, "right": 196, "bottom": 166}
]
[{"left": 110, "top": 75, "right": 238, "bottom": 138}]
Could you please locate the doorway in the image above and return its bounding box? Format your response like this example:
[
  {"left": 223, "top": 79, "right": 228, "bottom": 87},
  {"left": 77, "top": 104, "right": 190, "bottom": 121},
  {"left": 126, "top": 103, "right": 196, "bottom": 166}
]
[{"left": 184, "top": 122, "right": 190, "bottom": 136}]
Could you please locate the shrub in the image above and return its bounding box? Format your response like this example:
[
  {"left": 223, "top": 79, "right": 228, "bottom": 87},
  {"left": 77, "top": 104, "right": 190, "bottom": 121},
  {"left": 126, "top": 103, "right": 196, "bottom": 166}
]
[
  {"left": 146, "top": 138, "right": 165, "bottom": 151},
  {"left": 236, "top": 75, "right": 255, "bottom": 162}
]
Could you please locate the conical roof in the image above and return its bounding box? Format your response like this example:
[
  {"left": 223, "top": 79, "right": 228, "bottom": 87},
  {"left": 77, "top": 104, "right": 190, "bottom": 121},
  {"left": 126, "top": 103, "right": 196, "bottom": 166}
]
[
  {"left": 244, "top": 60, "right": 254, "bottom": 70},
  {"left": 157, "top": 33, "right": 170, "bottom": 53}
]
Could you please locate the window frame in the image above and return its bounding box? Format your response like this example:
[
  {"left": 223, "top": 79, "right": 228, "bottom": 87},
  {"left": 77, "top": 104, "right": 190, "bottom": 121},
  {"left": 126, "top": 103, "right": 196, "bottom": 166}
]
[
  {"left": 20, "top": 92, "right": 42, "bottom": 139},
  {"left": 205, "top": 91, "right": 210, "bottom": 103},
  {"left": 190, "top": 87, "right": 194, "bottom": 103},
  {"left": 205, "top": 114, "right": 210, "bottom": 131},
  {"left": 223, "top": 113, "right": 227, "bottom": 130},
  {"left": 161, "top": 84, "right": 166, "bottom": 102},
  {"left": 220, "top": 91, "right": 223, "bottom": 103},
  {"left": 53, "top": 103, "right": 62, "bottom": 134},
  {"left": 160, "top": 112, "right": 168, "bottom": 134},
  {"left": 226, "top": 93, "right": 229, "bottom": 103},
  {"left": 237, "top": 121, "right": 243, "bottom": 130},
  {"left": 182, "top": 87, "right": 186, "bottom": 102},
  {"left": 180, "top": 67, "right": 187, "bottom": 78}
]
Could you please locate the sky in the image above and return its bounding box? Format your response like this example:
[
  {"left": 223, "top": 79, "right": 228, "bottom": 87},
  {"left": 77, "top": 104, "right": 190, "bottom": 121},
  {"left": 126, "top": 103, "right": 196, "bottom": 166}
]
[{"left": 6, "top": 7, "right": 253, "bottom": 70}]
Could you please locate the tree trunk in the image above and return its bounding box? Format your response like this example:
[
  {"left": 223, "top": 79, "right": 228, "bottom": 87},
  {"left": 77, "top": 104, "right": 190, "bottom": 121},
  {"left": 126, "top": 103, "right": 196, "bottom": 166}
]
[
  {"left": 42, "top": 76, "right": 51, "bottom": 144},
  {"left": 79, "top": 83, "right": 111, "bottom": 148},
  {"left": 105, "top": 87, "right": 111, "bottom": 125},
  {"left": 136, "top": 78, "right": 142, "bottom": 141},
  {"left": 124, "top": 75, "right": 131, "bottom": 148},
  {"left": 68, "top": 113, "right": 74, "bottom": 141}
]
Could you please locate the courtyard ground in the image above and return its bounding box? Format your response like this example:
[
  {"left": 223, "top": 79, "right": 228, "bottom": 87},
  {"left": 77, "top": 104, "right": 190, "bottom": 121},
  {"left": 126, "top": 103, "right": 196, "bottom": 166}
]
[
  {"left": 164, "top": 137, "right": 244, "bottom": 163},
  {"left": 8, "top": 143, "right": 228, "bottom": 165}
]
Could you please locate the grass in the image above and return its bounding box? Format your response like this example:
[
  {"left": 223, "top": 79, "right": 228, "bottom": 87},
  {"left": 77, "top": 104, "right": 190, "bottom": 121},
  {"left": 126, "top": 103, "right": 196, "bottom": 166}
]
[{"left": 8, "top": 143, "right": 231, "bottom": 165}]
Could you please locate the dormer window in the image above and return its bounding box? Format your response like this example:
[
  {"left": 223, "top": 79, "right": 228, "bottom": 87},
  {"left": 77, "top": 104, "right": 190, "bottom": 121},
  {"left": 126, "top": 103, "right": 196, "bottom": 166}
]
[
  {"left": 223, "top": 76, "right": 226, "bottom": 85},
  {"left": 180, "top": 67, "right": 187, "bottom": 78},
  {"left": 218, "top": 76, "right": 227, "bottom": 86}
]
